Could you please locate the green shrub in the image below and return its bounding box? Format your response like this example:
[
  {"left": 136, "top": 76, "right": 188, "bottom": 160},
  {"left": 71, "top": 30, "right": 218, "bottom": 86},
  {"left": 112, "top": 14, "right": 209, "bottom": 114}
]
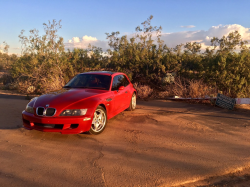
[{"left": 5, "top": 18, "right": 250, "bottom": 98}]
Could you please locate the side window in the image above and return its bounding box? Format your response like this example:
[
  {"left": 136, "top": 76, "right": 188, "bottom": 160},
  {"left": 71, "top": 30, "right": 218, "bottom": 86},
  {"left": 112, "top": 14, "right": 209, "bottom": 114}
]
[
  {"left": 111, "top": 75, "right": 130, "bottom": 91},
  {"left": 122, "top": 76, "right": 130, "bottom": 87},
  {"left": 112, "top": 75, "right": 123, "bottom": 91}
]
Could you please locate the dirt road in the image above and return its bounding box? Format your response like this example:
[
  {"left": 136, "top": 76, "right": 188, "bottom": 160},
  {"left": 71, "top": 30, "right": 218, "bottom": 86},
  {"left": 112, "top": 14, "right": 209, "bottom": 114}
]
[{"left": 0, "top": 94, "right": 250, "bottom": 186}]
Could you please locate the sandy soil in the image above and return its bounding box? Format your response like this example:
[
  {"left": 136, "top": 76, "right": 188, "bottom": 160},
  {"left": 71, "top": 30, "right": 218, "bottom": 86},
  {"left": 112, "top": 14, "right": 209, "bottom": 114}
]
[{"left": 0, "top": 94, "right": 250, "bottom": 186}]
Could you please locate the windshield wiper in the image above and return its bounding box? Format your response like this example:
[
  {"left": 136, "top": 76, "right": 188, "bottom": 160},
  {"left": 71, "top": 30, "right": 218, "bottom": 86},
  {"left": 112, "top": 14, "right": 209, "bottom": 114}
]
[
  {"left": 74, "top": 86, "right": 89, "bottom": 88},
  {"left": 66, "top": 86, "right": 107, "bottom": 90},
  {"left": 75, "top": 86, "right": 107, "bottom": 90},
  {"left": 63, "top": 86, "right": 71, "bottom": 88},
  {"left": 87, "top": 87, "right": 107, "bottom": 90}
]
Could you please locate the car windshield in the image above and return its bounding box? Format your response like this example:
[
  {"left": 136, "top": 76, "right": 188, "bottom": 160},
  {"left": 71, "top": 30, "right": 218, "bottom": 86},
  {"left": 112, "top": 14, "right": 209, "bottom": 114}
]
[{"left": 64, "top": 74, "right": 111, "bottom": 90}]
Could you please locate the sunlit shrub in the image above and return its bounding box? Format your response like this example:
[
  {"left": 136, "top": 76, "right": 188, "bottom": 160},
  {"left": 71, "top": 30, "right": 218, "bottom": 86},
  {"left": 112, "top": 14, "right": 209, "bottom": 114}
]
[{"left": 133, "top": 83, "right": 153, "bottom": 99}]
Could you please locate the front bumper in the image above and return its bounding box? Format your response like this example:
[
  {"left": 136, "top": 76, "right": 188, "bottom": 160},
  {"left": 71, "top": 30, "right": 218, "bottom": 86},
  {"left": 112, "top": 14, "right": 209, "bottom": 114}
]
[{"left": 22, "top": 110, "right": 92, "bottom": 134}]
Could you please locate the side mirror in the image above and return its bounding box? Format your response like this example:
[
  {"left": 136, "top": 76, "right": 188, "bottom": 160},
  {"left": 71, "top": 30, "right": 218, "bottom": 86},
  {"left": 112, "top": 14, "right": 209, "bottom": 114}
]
[{"left": 118, "top": 86, "right": 124, "bottom": 91}]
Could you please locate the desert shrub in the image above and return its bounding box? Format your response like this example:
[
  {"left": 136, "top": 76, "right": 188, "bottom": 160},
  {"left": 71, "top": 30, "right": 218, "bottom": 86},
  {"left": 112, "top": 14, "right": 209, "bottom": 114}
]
[
  {"left": 0, "top": 73, "right": 13, "bottom": 85},
  {"left": 16, "top": 74, "right": 65, "bottom": 94},
  {"left": 37, "top": 75, "right": 65, "bottom": 93},
  {"left": 153, "top": 91, "right": 169, "bottom": 99},
  {"left": 4, "top": 17, "right": 250, "bottom": 98},
  {"left": 161, "top": 77, "right": 217, "bottom": 98},
  {"left": 170, "top": 77, "right": 189, "bottom": 98},
  {"left": 16, "top": 80, "right": 34, "bottom": 93},
  {"left": 10, "top": 20, "right": 68, "bottom": 94},
  {"left": 189, "top": 79, "right": 211, "bottom": 98},
  {"left": 133, "top": 83, "right": 153, "bottom": 99},
  {"left": 12, "top": 56, "right": 66, "bottom": 94}
]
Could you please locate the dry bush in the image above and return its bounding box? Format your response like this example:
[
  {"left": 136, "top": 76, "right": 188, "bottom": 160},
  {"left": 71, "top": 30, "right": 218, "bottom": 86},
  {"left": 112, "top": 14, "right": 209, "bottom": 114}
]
[
  {"left": 157, "top": 77, "right": 218, "bottom": 99},
  {"left": 0, "top": 73, "right": 13, "bottom": 85},
  {"left": 189, "top": 79, "right": 211, "bottom": 98},
  {"left": 133, "top": 83, "right": 153, "bottom": 99},
  {"left": 17, "top": 80, "right": 34, "bottom": 93},
  {"left": 156, "top": 91, "right": 169, "bottom": 99},
  {"left": 171, "top": 77, "right": 189, "bottom": 98},
  {"left": 0, "top": 64, "right": 3, "bottom": 71},
  {"left": 189, "top": 79, "right": 217, "bottom": 98},
  {"left": 17, "top": 75, "right": 65, "bottom": 94},
  {"left": 40, "top": 75, "right": 65, "bottom": 93},
  {"left": 13, "top": 59, "right": 66, "bottom": 94}
]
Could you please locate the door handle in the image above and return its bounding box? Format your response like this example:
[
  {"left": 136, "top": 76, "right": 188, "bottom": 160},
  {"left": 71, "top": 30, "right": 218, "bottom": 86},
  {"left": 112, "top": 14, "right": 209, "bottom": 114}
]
[{"left": 125, "top": 91, "right": 128, "bottom": 93}]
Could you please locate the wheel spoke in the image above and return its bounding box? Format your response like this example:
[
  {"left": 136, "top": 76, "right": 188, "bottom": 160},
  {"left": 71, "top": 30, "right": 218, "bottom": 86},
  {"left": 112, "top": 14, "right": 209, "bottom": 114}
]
[
  {"left": 91, "top": 108, "right": 106, "bottom": 133},
  {"left": 132, "top": 94, "right": 136, "bottom": 109}
]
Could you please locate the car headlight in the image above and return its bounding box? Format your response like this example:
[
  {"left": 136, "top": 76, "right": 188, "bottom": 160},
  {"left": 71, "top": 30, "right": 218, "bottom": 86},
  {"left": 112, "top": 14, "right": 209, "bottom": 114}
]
[
  {"left": 25, "top": 97, "right": 38, "bottom": 114},
  {"left": 25, "top": 105, "right": 34, "bottom": 114},
  {"left": 60, "top": 109, "right": 88, "bottom": 116}
]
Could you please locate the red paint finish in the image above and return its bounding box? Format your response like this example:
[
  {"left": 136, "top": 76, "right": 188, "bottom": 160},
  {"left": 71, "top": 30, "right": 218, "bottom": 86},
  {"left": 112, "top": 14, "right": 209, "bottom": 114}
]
[{"left": 22, "top": 72, "right": 136, "bottom": 134}]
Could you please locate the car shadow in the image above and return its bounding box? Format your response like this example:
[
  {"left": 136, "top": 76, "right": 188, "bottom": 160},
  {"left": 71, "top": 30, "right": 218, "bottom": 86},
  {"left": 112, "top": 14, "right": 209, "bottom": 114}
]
[
  {"left": 0, "top": 93, "right": 29, "bottom": 100},
  {"left": 0, "top": 93, "right": 31, "bottom": 129}
]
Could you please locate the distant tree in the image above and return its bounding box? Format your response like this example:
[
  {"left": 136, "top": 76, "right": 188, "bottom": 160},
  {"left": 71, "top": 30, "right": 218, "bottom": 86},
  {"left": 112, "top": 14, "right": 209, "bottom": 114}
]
[
  {"left": 203, "top": 31, "right": 250, "bottom": 97},
  {"left": 210, "top": 31, "right": 245, "bottom": 53},
  {"left": 3, "top": 41, "right": 9, "bottom": 54},
  {"left": 12, "top": 20, "right": 68, "bottom": 93},
  {"left": 0, "top": 41, "right": 12, "bottom": 69},
  {"left": 106, "top": 15, "right": 167, "bottom": 85}
]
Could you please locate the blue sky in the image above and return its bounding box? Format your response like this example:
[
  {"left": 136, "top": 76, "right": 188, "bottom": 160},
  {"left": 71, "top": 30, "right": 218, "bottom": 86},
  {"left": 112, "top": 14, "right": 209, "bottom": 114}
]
[{"left": 1, "top": 0, "right": 250, "bottom": 54}]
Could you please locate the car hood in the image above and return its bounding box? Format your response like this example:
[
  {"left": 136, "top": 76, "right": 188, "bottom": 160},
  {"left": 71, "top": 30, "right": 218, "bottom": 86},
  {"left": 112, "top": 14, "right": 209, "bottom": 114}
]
[{"left": 34, "top": 88, "right": 107, "bottom": 109}]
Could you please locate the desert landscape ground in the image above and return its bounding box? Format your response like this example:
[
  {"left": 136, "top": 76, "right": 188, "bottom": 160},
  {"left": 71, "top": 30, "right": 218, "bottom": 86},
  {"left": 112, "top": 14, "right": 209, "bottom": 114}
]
[{"left": 0, "top": 93, "right": 250, "bottom": 186}]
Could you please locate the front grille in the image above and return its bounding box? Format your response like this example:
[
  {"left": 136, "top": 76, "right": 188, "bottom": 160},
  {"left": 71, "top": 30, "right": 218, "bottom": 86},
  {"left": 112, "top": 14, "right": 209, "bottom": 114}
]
[
  {"left": 46, "top": 108, "right": 56, "bottom": 116},
  {"left": 34, "top": 123, "right": 63, "bottom": 129},
  {"left": 37, "top": 107, "right": 44, "bottom": 116},
  {"left": 36, "top": 107, "right": 56, "bottom": 116}
]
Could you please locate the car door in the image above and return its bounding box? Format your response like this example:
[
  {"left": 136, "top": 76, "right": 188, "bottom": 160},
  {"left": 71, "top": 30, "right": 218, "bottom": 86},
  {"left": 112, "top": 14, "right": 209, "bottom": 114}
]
[
  {"left": 121, "top": 75, "right": 132, "bottom": 108},
  {"left": 111, "top": 75, "right": 129, "bottom": 112}
]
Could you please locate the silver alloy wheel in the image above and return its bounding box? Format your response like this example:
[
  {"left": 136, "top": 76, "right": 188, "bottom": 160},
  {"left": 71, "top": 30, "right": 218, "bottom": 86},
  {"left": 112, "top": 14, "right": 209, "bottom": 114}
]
[
  {"left": 91, "top": 109, "right": 106, "bottom": 133},
  {"left": 132, "top": 94, "right": 136, "bottom": 109}
]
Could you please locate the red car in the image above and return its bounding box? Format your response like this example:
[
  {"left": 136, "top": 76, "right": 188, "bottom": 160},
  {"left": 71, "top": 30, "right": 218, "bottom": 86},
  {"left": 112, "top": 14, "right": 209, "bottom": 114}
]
[{"left": 22, "top": 71, "right": 137, "bottom": 135}]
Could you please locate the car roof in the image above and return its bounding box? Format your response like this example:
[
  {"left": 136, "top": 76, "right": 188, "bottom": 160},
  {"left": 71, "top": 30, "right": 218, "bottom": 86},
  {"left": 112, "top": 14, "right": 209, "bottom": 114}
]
[{"left": 80, "top": 71, "right": 122, "bottom": 76}]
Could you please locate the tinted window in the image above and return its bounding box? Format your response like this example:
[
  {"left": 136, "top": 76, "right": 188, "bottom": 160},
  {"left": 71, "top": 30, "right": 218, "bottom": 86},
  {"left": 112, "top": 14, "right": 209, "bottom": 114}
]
[
  {"left": 112, "top": 75, "right": 130, "bottom": 91},
  {"left": 123, "top": 76, "right": 130, "bottom": 87},
  {"left": 64, "top": 74, "right": 111, "bottom": 90}
]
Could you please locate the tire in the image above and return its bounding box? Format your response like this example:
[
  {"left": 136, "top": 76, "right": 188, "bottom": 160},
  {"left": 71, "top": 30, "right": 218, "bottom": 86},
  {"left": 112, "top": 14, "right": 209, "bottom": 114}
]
[
  {"left": 89, "top": 106, "right": 107, "bottom": 135},
  {"left": 127, "top": 93, "right": 136, "bottom": 111}
]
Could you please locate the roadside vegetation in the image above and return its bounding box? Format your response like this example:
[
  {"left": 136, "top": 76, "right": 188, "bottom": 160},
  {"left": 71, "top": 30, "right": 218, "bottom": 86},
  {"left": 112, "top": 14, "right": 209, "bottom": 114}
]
[{"left": 1, "top": 16, "right": 250, "bottom": 98}]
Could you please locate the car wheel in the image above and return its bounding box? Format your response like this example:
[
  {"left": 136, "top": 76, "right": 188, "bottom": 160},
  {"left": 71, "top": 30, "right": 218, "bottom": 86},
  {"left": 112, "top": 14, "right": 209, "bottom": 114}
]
[
  {"left": 127, "top": 93, "right": 136, "bottom": 111},
  {"left": 89, "top": 106, "right": 107, "bottom": 135}
]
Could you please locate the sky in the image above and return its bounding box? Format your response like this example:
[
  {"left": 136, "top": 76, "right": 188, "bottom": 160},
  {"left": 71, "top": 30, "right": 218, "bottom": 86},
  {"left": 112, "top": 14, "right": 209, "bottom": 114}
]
[{"left": 1, "top": 0, "right": 250, "bottom": 54}]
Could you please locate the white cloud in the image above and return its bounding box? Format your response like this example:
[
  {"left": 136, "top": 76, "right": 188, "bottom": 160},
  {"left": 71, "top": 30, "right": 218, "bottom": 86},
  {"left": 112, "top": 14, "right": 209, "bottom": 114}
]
[
  {"left": 161, "top": 24, "right": 250, "bottom": 50},
  {"left": 65, "top": 35, "right": 109, "bottom": 51},
  {"left": 64, "top": 24, "right": 250, "bottom": 53},
  {"left": 180, "top": 25, "right": 196, "bottom": 28}
]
